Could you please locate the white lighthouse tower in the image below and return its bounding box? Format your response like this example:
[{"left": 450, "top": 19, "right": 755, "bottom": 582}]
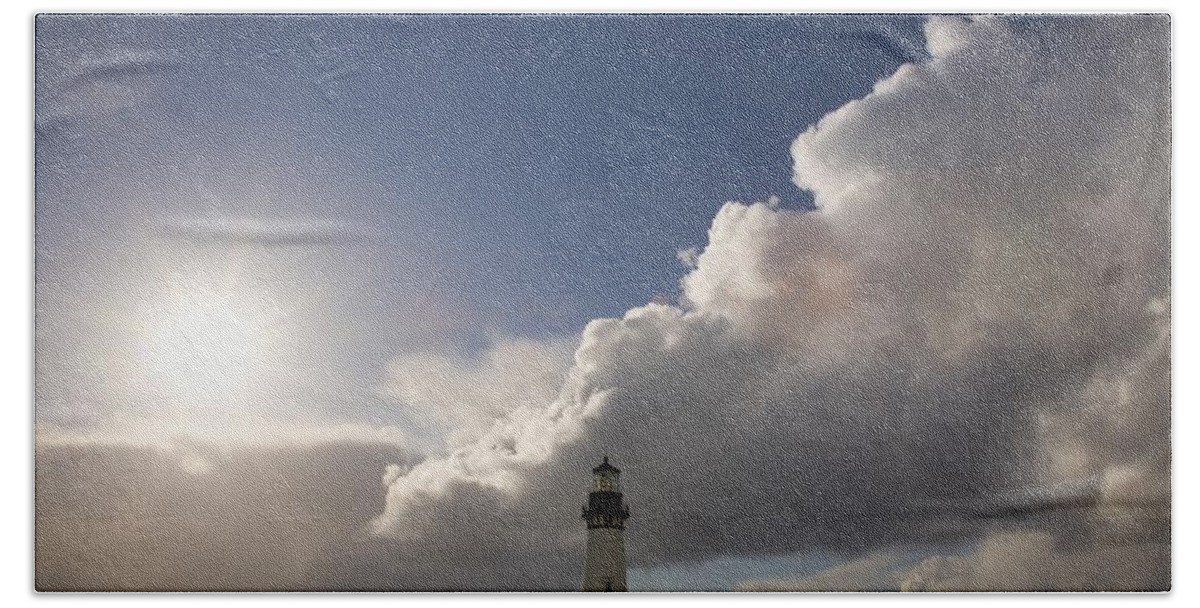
[{"left": 581, "top": 456, "right": 630, "bottom": 592}]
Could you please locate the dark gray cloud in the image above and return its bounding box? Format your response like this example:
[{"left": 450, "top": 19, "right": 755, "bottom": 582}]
[
  {"left": 896, "top": 529, "right": 1170, "bottom": 592},
  {"left": 738, "top": 529, "right": 1170, "bottom": 592},
  {"left": 35, "top": 440, "right": 418, "bottom": 591}
]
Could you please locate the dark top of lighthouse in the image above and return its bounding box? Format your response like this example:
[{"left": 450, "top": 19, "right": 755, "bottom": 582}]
[
  {"left": 593, "top": 456, "right": 619, "bottom": 475},
  {"left": 583, "top": 457, "right": 630, "bottom": 529}
]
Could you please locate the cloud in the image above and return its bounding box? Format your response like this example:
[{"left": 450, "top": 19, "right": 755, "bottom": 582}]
[
  {"left": 35, "top": 31, "right": 184, "bottom": 126},
  {"left": 734, "top": 549, "right": 921, "bottom": 592},
  {"left": 35, "top": 440, "right": 419, "bottom": 591},
  {"left": 37, "top": 418, "right": 420, "bottom": 453},
  {"left": 152, "top": 216, "right": 381, "bottom": 245},
  {"left": 379, "top": 336, "right": 577, "bottom": 449},
  {"left": 897, "top": 530, "right": 1169, "bottom": 592},
  {"left": 736, "top": 550, "right": 918, "bottom": 592},
  {"left": 363, "top": 14, "right": 1169, "bottom": 590},
  {"left": 737, "top": 528, "right": 1169, "bottom": 592}
]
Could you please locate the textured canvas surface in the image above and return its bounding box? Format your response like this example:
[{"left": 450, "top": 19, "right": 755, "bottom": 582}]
[{"left": 34, "top": 13, "right": 1170, "bottom": 592}]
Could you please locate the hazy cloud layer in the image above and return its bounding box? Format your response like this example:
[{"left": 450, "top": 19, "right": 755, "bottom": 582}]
[
  {"left": 35, "top": 441, "right": 417, "bottom": 591},
  {"left": 153, "top": 216, "right": 382, "bottom": 245},
  {"left": 35, "top": 14, "right": 1169, "bottom": 591}
]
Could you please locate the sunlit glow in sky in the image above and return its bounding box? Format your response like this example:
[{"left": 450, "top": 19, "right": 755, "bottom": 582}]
[{"left": 137, "top": 278, "right": 283, "bottom": 405}]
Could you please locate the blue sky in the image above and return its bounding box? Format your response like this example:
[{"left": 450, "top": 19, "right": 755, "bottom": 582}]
[
  {"left": 37, "top": 14, "right": 925, "bottom": 345},
  {"left": 35, "top": 13, "right": 927, "bottom": 442}
]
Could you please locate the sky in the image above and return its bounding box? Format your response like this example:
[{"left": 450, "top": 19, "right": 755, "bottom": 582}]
[{"left": 33, "top": 13, "right": 1170, "bottom": 591}]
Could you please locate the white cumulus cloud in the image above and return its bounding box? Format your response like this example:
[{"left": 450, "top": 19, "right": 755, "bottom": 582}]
[{"left": 363, "top": 15, "right": 1169, "bottom": 591}]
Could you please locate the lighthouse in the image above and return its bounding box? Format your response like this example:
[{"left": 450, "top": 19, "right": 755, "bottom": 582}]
[{"left": 581, "top": 456, "right": 630, "bottom": 592}]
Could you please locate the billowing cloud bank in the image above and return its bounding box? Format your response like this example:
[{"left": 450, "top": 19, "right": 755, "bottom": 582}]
[
  {"left": 366, "top": 15, "right": 1169, "bottom": 590},
  {"left": 35, "top": 15, "right": 1169, "bottom": 591}
]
